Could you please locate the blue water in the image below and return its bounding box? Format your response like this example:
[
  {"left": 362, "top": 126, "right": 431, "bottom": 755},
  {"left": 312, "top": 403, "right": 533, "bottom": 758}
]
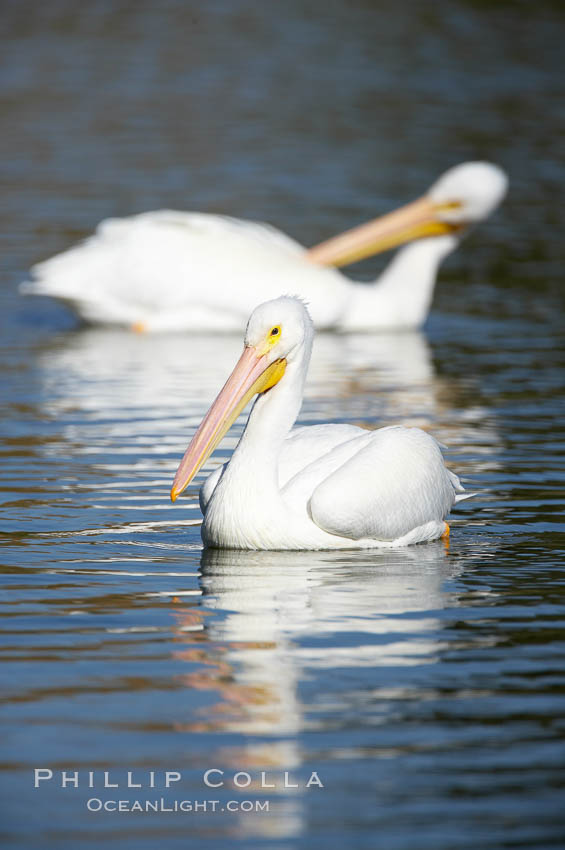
[{"left": 1, "top": 2, "right": 565, "bottom": 848}]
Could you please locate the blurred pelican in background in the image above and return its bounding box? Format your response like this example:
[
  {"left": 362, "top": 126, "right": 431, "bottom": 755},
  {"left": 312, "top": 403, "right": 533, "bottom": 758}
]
[{"left": 21, "top": 162, "right": 507, "bottom": 332}]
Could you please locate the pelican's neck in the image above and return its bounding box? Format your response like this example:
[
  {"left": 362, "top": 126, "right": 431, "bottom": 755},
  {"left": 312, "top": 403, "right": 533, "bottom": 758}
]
[
  {"left": 202, "top": 334, "right": 314, "bottom": 548},
  {"left": 238, "top": 356, "right": 307, "bottom": 461},
  {"left": 340, "top": 235, "right": 459, "bottom": 330}
]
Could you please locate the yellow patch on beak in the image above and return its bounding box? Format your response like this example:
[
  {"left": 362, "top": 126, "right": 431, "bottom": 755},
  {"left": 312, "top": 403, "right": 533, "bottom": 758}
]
[
  {"left": 257, "top": 357, "right": 286, "bottom": 392},
  {"left": 306, "top": 197, "right": 464, "bottom": 267}
]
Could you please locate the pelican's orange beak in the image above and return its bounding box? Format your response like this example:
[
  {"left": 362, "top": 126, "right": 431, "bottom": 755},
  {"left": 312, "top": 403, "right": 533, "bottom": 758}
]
[
  {"left": 306, "top": 196, "right": 462, "bottom": 267},
  {"left": 171, "top": 346, "right": 286, "bottom": 502}
]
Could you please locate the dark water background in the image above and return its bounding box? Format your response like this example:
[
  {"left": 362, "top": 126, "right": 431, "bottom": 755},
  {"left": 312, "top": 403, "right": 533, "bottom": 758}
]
[{"left": 1, "top": 1, "right": 565, "bottom": 848}]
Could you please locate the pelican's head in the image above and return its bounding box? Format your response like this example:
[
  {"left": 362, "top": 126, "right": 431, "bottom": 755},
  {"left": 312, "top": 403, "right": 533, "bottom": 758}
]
[
  {"left": 171, "top": 297, "right": 312, "bottom": 502},
  {"left": 306, "top": 161, "right": 508, "bottom": 267},
  {"left": 428, "top": 162, "right": 508, "bottom": 226},
  {"left": 244, "top": 295, "right": 313, "bottom": 363}
]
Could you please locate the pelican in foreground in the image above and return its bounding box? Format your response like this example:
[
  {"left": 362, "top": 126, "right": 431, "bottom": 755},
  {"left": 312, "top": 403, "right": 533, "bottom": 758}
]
[
  {"left": 171, "top": 297, "right": 468, "bottom": 550},
  {"left": 22, "top": 162, "right": 507, "bottom": 332}
]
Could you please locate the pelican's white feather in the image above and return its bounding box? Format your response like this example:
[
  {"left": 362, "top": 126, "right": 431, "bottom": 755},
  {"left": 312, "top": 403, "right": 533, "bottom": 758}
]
[
  {"left": 174, "top": 296, "right": 469, "bottom": 550},
  {"left": 21, "top": 162, "right": 507, "bottom": 332},
  {"left": 200, "top": 422, "right": 363, "bottom": 512}
]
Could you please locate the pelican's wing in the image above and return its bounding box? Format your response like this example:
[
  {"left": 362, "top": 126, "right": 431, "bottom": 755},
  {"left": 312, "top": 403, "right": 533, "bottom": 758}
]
[
  {"left": 21, "top": 211, "right": 298, "bottom": 316},
  {"left": 307, "top": 426, "right": 460, "bottom": 542},
  {"left": 200, "top": 423, "right": 363, "bottom": 512},
  {"left": 278, "top": 423, "right": 366, "bottom": 485},
  {"left": 21, "top": 210, "right": 348, "bottom": 330},
  {"left": 143, "top": 211, "right": 304, "bottom": 254}
]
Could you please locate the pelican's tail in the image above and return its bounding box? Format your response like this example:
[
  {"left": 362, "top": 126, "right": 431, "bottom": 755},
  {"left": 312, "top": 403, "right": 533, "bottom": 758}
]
[{"left": 447, "top": 468, "right": 477, "bottom": 502}]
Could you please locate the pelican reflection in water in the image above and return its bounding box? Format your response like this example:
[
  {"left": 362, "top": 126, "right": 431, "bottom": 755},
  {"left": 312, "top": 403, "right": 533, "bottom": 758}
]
[{"left": 167, "top": 544, "right": 469, "bottom": 839}]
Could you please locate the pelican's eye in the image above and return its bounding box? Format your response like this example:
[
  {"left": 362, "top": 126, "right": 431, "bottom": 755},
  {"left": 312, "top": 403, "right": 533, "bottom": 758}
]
[
  {"left": 267, "top": 325, "right": 281, "bottom": 345},
  {"left": 436, "top": 200, "right": 463, "bottom": 214}
]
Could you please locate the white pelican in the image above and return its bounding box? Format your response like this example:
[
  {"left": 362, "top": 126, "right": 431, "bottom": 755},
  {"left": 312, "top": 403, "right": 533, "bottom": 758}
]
[
  {"left": 171, "top": 297, "right": 469, "bottom": 550},
  {"left": 21, "top": 162, "right": 507, "bottom": 332}
]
